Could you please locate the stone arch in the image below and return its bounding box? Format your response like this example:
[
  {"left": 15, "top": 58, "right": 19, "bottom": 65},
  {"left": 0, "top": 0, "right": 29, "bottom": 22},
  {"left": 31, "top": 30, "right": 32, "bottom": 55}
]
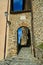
[
  {"left": 17, "top": 25, "right": 31, "bottom": 54},
  {"left": 16, "top": 22, "right": 29, "bottom": 31}
]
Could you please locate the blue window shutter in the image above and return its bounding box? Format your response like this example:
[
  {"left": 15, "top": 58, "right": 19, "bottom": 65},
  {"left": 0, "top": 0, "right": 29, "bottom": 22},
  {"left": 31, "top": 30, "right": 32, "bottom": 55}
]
[{"left": 13, "top": 0, "right": 23, "bottom": 12}]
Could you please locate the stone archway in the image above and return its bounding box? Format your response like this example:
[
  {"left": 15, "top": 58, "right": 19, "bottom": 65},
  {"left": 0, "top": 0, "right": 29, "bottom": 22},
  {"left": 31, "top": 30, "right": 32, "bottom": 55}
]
[
  {"left": 7, "top": 13, "right": 32, "bottom": 57},
  {"left": 17, "top": 26, "right": 31, "bottom": 54},
  {"left": 16, "top": 22, "right": 29, "bottom": 29}
]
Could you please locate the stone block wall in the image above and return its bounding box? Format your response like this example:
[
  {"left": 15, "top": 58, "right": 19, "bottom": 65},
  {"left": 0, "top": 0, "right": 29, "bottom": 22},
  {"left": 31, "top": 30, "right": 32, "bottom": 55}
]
[
  {"left": 35, "top": 47, "right": 43, "bottom": 62},
  {"left": 7, "top": 0, "right": 43, "bottom": 58},
  {"left": 7, "top": 13, "right": 32, "bottom": 57},
  {"left": 32, "top": 0, "right": 43, "bottom": 45}
]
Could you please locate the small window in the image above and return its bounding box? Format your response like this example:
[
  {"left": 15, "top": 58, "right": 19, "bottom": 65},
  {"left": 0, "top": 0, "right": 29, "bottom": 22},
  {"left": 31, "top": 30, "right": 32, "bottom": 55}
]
[{"left": 10, "top": 0, "right": 31, "bottom": 13}]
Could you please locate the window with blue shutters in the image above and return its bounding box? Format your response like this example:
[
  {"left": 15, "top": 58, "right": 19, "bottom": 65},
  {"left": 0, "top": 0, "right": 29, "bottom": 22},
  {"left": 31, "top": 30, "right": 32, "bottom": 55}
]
[
  {"left": 13, "top": 0, "right": 23, "bottom": 12},
  {"left": 10, "top": 0, "right": 31, "bottom": 13}
]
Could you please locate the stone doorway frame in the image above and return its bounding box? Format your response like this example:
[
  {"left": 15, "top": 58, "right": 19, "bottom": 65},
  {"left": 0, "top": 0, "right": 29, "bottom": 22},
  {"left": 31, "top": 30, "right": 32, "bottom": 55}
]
[{"left": 17, "top": 26, "right": 31, "bottom": 54}]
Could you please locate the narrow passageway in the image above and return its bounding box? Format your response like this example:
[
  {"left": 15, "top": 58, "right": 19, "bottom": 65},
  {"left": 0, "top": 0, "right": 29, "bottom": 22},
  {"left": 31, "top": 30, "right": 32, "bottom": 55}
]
[
  {"left": 17, "top": 26, "right": 31, "bottom": 54},
  {"left": 17, "top": 47, "right": 31, "bottom": 58}
]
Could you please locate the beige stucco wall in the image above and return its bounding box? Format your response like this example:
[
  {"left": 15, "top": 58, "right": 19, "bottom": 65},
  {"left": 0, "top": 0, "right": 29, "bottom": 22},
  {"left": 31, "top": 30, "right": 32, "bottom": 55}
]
[{"left": 0, "top": 0, "right": 7, "bottom": 60}]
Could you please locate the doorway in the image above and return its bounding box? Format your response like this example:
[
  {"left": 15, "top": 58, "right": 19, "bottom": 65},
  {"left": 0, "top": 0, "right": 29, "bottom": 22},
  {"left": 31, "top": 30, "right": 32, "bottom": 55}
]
[{"left": 17, "top": 26, "right": 31, "bottom": 54}]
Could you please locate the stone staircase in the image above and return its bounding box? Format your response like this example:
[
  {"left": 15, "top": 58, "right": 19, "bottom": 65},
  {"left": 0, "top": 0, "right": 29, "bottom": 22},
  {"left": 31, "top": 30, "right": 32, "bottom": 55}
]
[{"left": 0, "top": 47, "right": 42, "bottom": 65}]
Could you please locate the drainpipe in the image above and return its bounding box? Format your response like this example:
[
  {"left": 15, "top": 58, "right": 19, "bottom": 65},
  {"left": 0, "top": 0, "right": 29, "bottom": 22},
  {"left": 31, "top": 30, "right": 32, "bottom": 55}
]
[
  {"left": 31, "top": 0, "right": 36, "bottom": 57},
  {"left": 4, "top": 12, "right": 8, "bottom": 59},
  {"left": 4, "top": 0, "right": 9, "bottom": 59}
]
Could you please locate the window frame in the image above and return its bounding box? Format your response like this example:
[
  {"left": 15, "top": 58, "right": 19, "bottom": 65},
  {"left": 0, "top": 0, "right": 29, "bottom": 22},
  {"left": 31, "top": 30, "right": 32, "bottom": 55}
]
[{"left": 10, "top": 0, "right": 32, "bottom": 14}]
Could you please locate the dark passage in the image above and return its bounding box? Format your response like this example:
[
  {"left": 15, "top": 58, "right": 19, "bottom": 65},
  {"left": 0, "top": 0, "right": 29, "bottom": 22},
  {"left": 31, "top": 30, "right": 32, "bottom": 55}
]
[{"left": 17, "top": 26, "right": 31, "bottom": 54}]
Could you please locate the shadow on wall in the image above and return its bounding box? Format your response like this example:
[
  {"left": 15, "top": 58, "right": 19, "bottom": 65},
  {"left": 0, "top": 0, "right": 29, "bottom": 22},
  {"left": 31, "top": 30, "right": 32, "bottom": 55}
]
[{"left": 17, "top": 26, "right": 31, "bottom": 54}]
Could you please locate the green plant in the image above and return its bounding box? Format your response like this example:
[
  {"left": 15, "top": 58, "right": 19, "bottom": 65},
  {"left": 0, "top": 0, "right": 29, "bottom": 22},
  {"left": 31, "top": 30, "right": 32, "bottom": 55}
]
[{"left": 38, "top": 43, "right": 43, "bottom": 49}]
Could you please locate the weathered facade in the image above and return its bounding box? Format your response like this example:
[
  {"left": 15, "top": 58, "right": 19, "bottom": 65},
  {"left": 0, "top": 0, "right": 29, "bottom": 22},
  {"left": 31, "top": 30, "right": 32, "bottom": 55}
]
[
  {"left": 7, "top": 13, "right": 32, "bottom": 57},
  {"left": 6, "top": 0, "right": 43, "bottom": 58},
  {"left": 0, "top": 0, "right": 43, "bottom": 60},
  {"left": 32, "top": 0, "right": 43, "bottom": 45}
]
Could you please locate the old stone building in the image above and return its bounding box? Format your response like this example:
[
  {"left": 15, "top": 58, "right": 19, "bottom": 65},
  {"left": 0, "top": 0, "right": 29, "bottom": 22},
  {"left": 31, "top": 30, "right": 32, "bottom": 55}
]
[{"left": 0, "top": 0, "right": 43, "bottom": 60}]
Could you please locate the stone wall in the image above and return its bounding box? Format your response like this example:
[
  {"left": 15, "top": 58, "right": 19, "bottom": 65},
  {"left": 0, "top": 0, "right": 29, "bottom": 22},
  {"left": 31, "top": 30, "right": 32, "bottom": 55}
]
[
  {"left": 32, "top": 0, "right": 43, "bottom": 45},
  {"left": 7, "top": 13, "right": 32, "bottom": 57},
  {"left": 7, "top": 0, "right": 43, "bottom": 58},
  {"left": 35, "top": 47, "right": 43, "bottom": 63}
]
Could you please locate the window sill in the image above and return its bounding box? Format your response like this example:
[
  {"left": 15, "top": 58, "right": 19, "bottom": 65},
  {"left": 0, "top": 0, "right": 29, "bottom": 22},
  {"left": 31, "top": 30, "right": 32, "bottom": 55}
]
[{"left": 10, "top": 9, "right": 32, "bottom": 14}]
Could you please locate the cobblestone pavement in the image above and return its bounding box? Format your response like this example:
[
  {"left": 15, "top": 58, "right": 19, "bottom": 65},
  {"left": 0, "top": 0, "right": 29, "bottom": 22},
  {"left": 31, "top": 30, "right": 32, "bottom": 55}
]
[{"left": 0, "top": 47, "right": 42, "bottom": 65}]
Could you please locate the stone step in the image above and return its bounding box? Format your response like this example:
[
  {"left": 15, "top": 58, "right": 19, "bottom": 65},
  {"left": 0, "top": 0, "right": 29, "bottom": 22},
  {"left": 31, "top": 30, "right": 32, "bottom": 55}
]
[
  {"left": 0, "top": 47, "right": 42, "bottom": 65},
  {"left": 0, "top": 58, "right": 41, "bottom": 65}
]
